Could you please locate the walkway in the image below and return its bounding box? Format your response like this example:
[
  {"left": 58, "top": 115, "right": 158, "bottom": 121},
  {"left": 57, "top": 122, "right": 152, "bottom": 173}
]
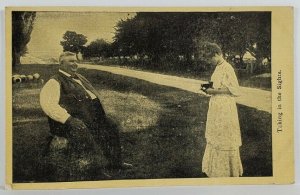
[{"left": 78, "top": 64, "right": 272, "bottom": 113}]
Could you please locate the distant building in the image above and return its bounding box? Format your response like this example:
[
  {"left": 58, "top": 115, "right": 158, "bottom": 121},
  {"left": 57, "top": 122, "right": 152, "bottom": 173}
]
[
  {"left": 243, "top": 51, "right": 255, "bottom": 62},
  {"left": 76, "top": 52, "right": 83, "bottom": 61},
  {"left": 242, "top": 51, "right": 256, "bottom": 73}
]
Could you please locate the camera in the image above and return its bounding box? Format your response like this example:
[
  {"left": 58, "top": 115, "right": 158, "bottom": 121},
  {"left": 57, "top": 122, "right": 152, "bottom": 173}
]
[{"left": 200, "top": 81, "right": 213, "bottom": 92}]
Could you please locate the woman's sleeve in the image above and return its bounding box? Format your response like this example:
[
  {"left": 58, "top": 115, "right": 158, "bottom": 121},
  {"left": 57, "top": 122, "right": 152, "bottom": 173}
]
[{"left": 222, "top": 65, "right": 241, "bottom": 96}]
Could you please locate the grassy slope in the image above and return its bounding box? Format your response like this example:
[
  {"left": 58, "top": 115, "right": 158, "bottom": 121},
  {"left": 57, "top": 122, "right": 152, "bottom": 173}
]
[{"left": 12, "top": 64, "right": 272, "bottom": 182}]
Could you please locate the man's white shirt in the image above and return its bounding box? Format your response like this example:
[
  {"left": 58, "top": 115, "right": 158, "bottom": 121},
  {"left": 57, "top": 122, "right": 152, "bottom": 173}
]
[{"left": 40, "top": 70, "right": 97, "bottom": 124}]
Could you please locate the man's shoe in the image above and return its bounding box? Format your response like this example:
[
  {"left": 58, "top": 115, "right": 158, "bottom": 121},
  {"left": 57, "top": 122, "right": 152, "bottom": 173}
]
[
  {"left": 103, "top": 172, "right": 112, "bottom": 179},
  {"left": 120, "top": 162, "right": 133, "bottom": 169},
  {"left": 106, "top": 162, "right": 133, "bottom": 170}
]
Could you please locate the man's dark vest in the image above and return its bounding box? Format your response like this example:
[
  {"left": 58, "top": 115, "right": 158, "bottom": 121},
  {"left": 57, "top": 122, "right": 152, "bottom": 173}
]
[{"left": 48, "top": 72, "right": 107, "bottom": 137}]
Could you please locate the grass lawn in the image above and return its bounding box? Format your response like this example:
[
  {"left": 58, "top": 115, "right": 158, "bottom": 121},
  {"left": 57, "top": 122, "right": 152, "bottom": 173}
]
[{"left": 12, "top": 64, "right": 272, "bottom": 182}]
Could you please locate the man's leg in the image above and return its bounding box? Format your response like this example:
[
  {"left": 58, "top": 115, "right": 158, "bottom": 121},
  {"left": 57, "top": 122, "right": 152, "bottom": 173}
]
[
  {"left": 93, "top": 118, "right": 122, "bottom": 169},
  {"left": 44, "top": 137, "right": 71, "bottom": 182}
]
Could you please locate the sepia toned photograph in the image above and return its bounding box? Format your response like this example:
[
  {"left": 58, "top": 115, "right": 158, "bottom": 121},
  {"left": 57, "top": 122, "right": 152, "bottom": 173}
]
[{"left": 5, "top": 7, "right": 294, "bottom": 189}]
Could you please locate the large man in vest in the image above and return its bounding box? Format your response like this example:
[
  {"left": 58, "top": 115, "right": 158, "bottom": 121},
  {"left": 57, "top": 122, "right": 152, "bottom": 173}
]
[{"left": 40, "top": 51, "right": 131, "bottom": 181}]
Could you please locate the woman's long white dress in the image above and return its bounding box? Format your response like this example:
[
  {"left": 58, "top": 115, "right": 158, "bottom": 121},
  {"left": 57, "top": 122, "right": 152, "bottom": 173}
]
[{"left": 202, "top": 61, "right": 243, "bottom": 177}]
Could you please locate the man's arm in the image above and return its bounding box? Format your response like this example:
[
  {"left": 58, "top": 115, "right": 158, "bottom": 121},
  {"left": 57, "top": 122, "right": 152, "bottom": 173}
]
[
  {"left": 40, "top": 78, "right": 95, "bottom": 150},
  {"left": 40, "top": 79, "right": 70, "bottom": 124},
  {"left": 40, "top": 79, "right": 88, "bottom": 128}
]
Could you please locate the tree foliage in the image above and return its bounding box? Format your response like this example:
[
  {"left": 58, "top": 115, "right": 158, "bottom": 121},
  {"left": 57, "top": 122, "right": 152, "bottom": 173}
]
[
  {"left": 60, "top": 31, "right": 88, "bottom": 54},
  {"left": 12, "top": 11, "right": 36, "bottom": 68},
  {"left": 112, "top": 12, "right": 271, "bottom": 71},
  {"left": 83, "top": 39, "right": 112, "bottom": 58}
]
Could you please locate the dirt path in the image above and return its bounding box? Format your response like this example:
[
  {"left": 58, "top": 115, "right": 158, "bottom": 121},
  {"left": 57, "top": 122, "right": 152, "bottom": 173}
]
[{"left": 78, "top": 64, "right": 272, "bottom": 113}]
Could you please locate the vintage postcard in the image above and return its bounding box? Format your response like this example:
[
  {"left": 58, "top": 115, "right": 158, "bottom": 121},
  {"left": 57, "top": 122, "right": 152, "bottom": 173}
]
[{"left": 5, "top": 7, "right": 294, "bottom": 189}]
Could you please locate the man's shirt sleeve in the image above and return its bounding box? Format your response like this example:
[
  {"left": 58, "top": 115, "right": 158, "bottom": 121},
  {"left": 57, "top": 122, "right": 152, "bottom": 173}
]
[{"left": 40, "top": 79, "right": 71, "bottom": 124}]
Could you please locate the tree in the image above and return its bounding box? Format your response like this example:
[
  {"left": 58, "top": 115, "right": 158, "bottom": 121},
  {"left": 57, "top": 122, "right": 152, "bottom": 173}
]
[
  {"left": 245, "top": 13, "right": 271, "bottom": 63},
  {"left": 60, "top": 31, "right": 87, "bottom": 54},
  {"left": 83, "top": 39, "right": 112, "bottom": 58},
  {"left": 12, "top": 11, "right": 36, "bottom": 68},
  {"left": 113, "top": 12, "right": 271, "bottom": 72},
  {"left": 113, "top": 13, "right": 179, "bottom": 62}
]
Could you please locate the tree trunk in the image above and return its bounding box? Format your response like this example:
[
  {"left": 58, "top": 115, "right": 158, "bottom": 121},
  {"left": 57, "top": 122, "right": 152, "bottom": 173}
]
[
  {"left": 255, "top": 57, "right": 264, "bottom": 73},
  {"left": 12, "top": 49, "right": 21, "bottom": 70},
  {"left": 185, "top": 53, "right": 192, "bottom": 63},
  {"left": 151, "top": 54, "right": 160, "bottom": 66},
  {"left": 239, "top": 54, "right": 245, "bottom": 69}
]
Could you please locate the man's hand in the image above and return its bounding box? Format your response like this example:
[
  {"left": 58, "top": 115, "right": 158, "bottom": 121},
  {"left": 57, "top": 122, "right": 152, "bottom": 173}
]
[
  {"left": 65, "top": 116, "right": 87, "bottom": 130},
  {"left": 65, "top": 116, "right": 95, "bottom": 152}
]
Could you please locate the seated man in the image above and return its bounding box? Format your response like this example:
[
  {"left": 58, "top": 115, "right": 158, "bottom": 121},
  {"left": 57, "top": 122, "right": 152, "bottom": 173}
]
[{"left": 40, "top": 51, "right": 131, "bottom": 181}]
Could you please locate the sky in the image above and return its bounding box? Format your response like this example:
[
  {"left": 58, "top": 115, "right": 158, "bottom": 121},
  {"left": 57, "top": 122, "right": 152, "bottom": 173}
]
[{"left": 27, "top": 12, "right": 135, "bottom": 60}]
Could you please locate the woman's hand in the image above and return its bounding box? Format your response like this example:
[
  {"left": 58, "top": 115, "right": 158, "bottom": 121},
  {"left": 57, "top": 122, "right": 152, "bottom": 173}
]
[{"left": 198, "top": 89, "right": 211, "bottom": 97}]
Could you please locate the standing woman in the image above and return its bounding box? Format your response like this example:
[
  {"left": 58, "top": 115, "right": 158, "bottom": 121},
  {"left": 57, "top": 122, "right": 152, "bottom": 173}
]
[{"left": 199, "top": 42, "right": 243, "bottom": 177}]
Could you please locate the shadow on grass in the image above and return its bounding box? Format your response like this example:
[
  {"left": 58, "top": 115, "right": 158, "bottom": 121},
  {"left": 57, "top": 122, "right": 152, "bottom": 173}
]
[
  {"left": 12, "top": 64, "right": 272, "bottom": 182},
  {"left": 81, "top": 68, "right": 272, "bottom": 178},
  {"left": 238, "top": 105, "right": 272, "bottom": 176}
]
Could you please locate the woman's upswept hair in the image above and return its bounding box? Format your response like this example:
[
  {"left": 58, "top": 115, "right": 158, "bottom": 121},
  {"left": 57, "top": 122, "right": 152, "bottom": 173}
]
[{"left": 196, "top": 42, "right": 223, "bottom": 59}]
